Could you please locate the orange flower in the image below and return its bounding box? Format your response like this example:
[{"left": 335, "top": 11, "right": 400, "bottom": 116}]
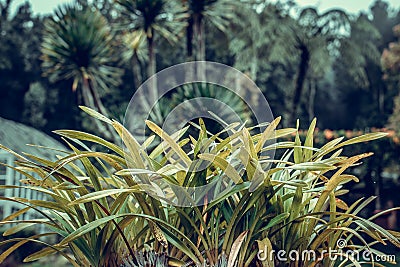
[
  {"left": 387, "top": 130, "right": 395, "bottom": 137},
  {"left": 324, "top": 129, "right": 334, "bottom": 140}
]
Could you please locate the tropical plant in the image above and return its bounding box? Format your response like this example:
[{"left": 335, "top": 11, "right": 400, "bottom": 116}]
[
  {"left": 139, "top": 82, "right": 253, "bottom": 141},
  {"left": 115, "top": 0, "right": 186, "bottom": 124},
  {"left": 163, "top": 82, "right": 252, "bottom": 134},
  {"left": 41, "top": 3, "right": 123, "bottom": 140},
  {"left": 122, "top": 250, "right": 168, "bottom": 267},
  {"left": 227, "top": 2, "right": 299, "bottom": 119},
  {"left": 382, "top": 24, "right": 400, "bottom": 84},
  {"left": 229, "top": 2, "right": 296, "bottom": 82},
  {"left": 287, "top": 7, "right": 350, "bottom": 125},
  {"left": 0, "top": 107, "right": 399, "bottom": 267},
  {"left": 115, "top": 0, "right": 186, "bottom": 81},
  {"left": 183, "top": 0, "right": 238, "bottom": 62},
  {"left": 334, "top": 13, "right": 383, "bottom": 128},
  {"left": 0, "top": 0, "right": 13, "bottom": 29},
  {"left": 339, "top": 14, "right": 381, "bottom": 89},
  {"left": 0, "top": 1, "right": 44, "bottom": 123},
  {"left": 0, "top": 228, "right": 46, "bottom": 266},
  {"left": 121, "top": 30, "right": 148, "bottom": 89}
]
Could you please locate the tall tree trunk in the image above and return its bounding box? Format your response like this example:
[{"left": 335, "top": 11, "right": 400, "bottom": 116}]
[
  {"left": 82, "top": 78, "right": 117, "bottom": 141},
  {"left": 375, "top": 150, "right": 384, "bottom": 211},
  {"left": 250, "top": 46, "right": 258, "bottom": 81},
  {"left": 308, "top": 78, "right": 316, "bottom": 123},
  {"left": 132, "top": 52, "right": 143, "bottom": 90},
  {"left": 378, "top": 84, "right": 386, "bottom": 115},
  {"left": 186, "top": 17, "right": 194, "bottom": 60},
  {"left": 198, "top": 18, "right": 205, "bottom": 62},
  {"left": 289, "top": 46, "right": 310, "bottom": 125},
  {"left": 147, "top": 33, "right": 162, "bottom": 123},
  {"left": 193, "top": 14, "right": 205, "bottom": 61},
  {"left": 0, "top": 0, "right": 12, "bottom": 30},
  {"left": 147, "top": 34, "right": 156, "bottom": 80},
  {"left": 193, "top": 14, "right": 206, "bottom": 79}
]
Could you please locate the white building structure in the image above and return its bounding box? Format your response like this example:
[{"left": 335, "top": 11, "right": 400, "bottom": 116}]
[{"left": 0, "top": 117, "right": 65, "bottom": 226}]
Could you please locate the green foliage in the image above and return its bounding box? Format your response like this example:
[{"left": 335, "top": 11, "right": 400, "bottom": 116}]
[
  {"left": 229, "top": 3, "right": 295, "bottom": 81},
  {"left": 388, "top": 95, "right": 400, "bottom": 135},
  {"left": 339, "top": 14, "right": 381, "bottom": 88},
  {"left": 1, "top": 0, "right": 400, "bottom": 134},
  {"left": 22, "top": 82, "right": 47, "bottom": 128},
  {"left": 0, "top": 228, "right": 46, "bottom": 266},
  {"left": 287, "top": 7, "right": 350, "bottom": 125},
  {"left": 184, "top": 0, "right": 238, "bottom": 61},
  {"left": 383, "top": 24, "right": 400, "bottom": 135},
  {"left": 41, "top": 3, "right": 123, "bottom": 93},
  {"left": 167, "top": 82, "right": 252, "bottom": 132},
  {"left": 122, "top": 251, "right": 168, "bottom": 267},
  {"left": 0, "top": 2, "right": 44, "bottom": 123},
  {"left": 116, "top": 0, "right": 186, "bottom": 77},
  {"left": 116, "top": 0, "right": 184, "bottom": 35},
  {"left": 41, "top": 3, "right": 124, "bottom": 141},
  {"left": 0, "top": 108, "right": 399, "bottom": 267}
]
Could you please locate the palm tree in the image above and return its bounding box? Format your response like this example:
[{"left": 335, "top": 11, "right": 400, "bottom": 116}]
[
  {"left": 121, "top": 30, "right": 148, "bottom": 89},
  {"left": 337, "top": 14, "right": 382, "bottom": 113},
  {"left": 116, "top": 0, "right": 185, "bottom": 123},
  {"left": 288, "top": 7, "right": 349, "bottom": 125},
  {"left": 116, "top": 0, "right": 185, "bottom": 79},
  {"left": 184, "top": 0, "right": 237, "bottom": 62},
  {"left": 229, "top": 2, "right": 296, "bottom": 82},
  {"left": 382, "top": 24, "right": 400, "bottom": 81},
  {"left": 170, "top": 82, "right": 252, "bottom": 132},
  {"left": 41, "top": 3, "right": 123, "bottom": 140},
  {"left": 0, "top": 0, "right": 13, "bottom": 30}
]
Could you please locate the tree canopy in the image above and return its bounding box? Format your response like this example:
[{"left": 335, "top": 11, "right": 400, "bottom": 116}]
[{"left": 0, "top": 0, "right": 399, "bottom": 135}]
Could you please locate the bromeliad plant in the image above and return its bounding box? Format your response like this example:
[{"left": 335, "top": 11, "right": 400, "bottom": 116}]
[{"left": 0, "top": 107, "right": 399, "bottom": 267}]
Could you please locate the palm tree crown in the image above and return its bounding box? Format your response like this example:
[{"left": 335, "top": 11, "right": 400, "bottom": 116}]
[{"left": 42, "top": 4, "right": 122, "bottom": 92}]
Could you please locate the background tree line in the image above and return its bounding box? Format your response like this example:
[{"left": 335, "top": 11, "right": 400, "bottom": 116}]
[{"left": 0, "top": 0, "right": 399, "bottom": 137}]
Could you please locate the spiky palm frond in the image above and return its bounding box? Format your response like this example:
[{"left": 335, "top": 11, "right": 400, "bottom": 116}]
[
  {"left": 41, "top": 3, "right": 123, "bottom": 93},
  {"left": 169, "top": 83, "right": 252, "bottom": 133},
  {"left": 122, "top": 251, "right": 168, "bottom": 267},
  {"left": 116, "top": 0, "right": 186, "bottom": 43},
  {"left": 339, "top": 14, "right": 381, "bottom": 88},
  {"left": 185, "top": 0, "right": 236, "bottom": 32},
  {"left": 287, "top": 7, "right": 351, "bottom": 124},
  {"left": 41, "top": 3, "right": 123, "bottom": 140},
  {"left": 229, "top": 3, "right": 297, "bottom": 80}
]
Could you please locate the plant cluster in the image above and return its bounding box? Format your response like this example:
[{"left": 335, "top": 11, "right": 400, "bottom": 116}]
[{"left": 0, "top": 108, "right": 399, "bottom": 266}]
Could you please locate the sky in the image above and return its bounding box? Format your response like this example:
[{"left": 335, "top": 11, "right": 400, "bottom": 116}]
[{"left": 10, "top": 0, "right": 400, "bottom": 15}]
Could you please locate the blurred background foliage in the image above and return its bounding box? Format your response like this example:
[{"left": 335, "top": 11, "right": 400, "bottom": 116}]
[
  {"left": 0, "top": 0, "right": 399, "bottom": 131},
  {"left": 0, "top": 0, "right": 400, "bottom": 213}
]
